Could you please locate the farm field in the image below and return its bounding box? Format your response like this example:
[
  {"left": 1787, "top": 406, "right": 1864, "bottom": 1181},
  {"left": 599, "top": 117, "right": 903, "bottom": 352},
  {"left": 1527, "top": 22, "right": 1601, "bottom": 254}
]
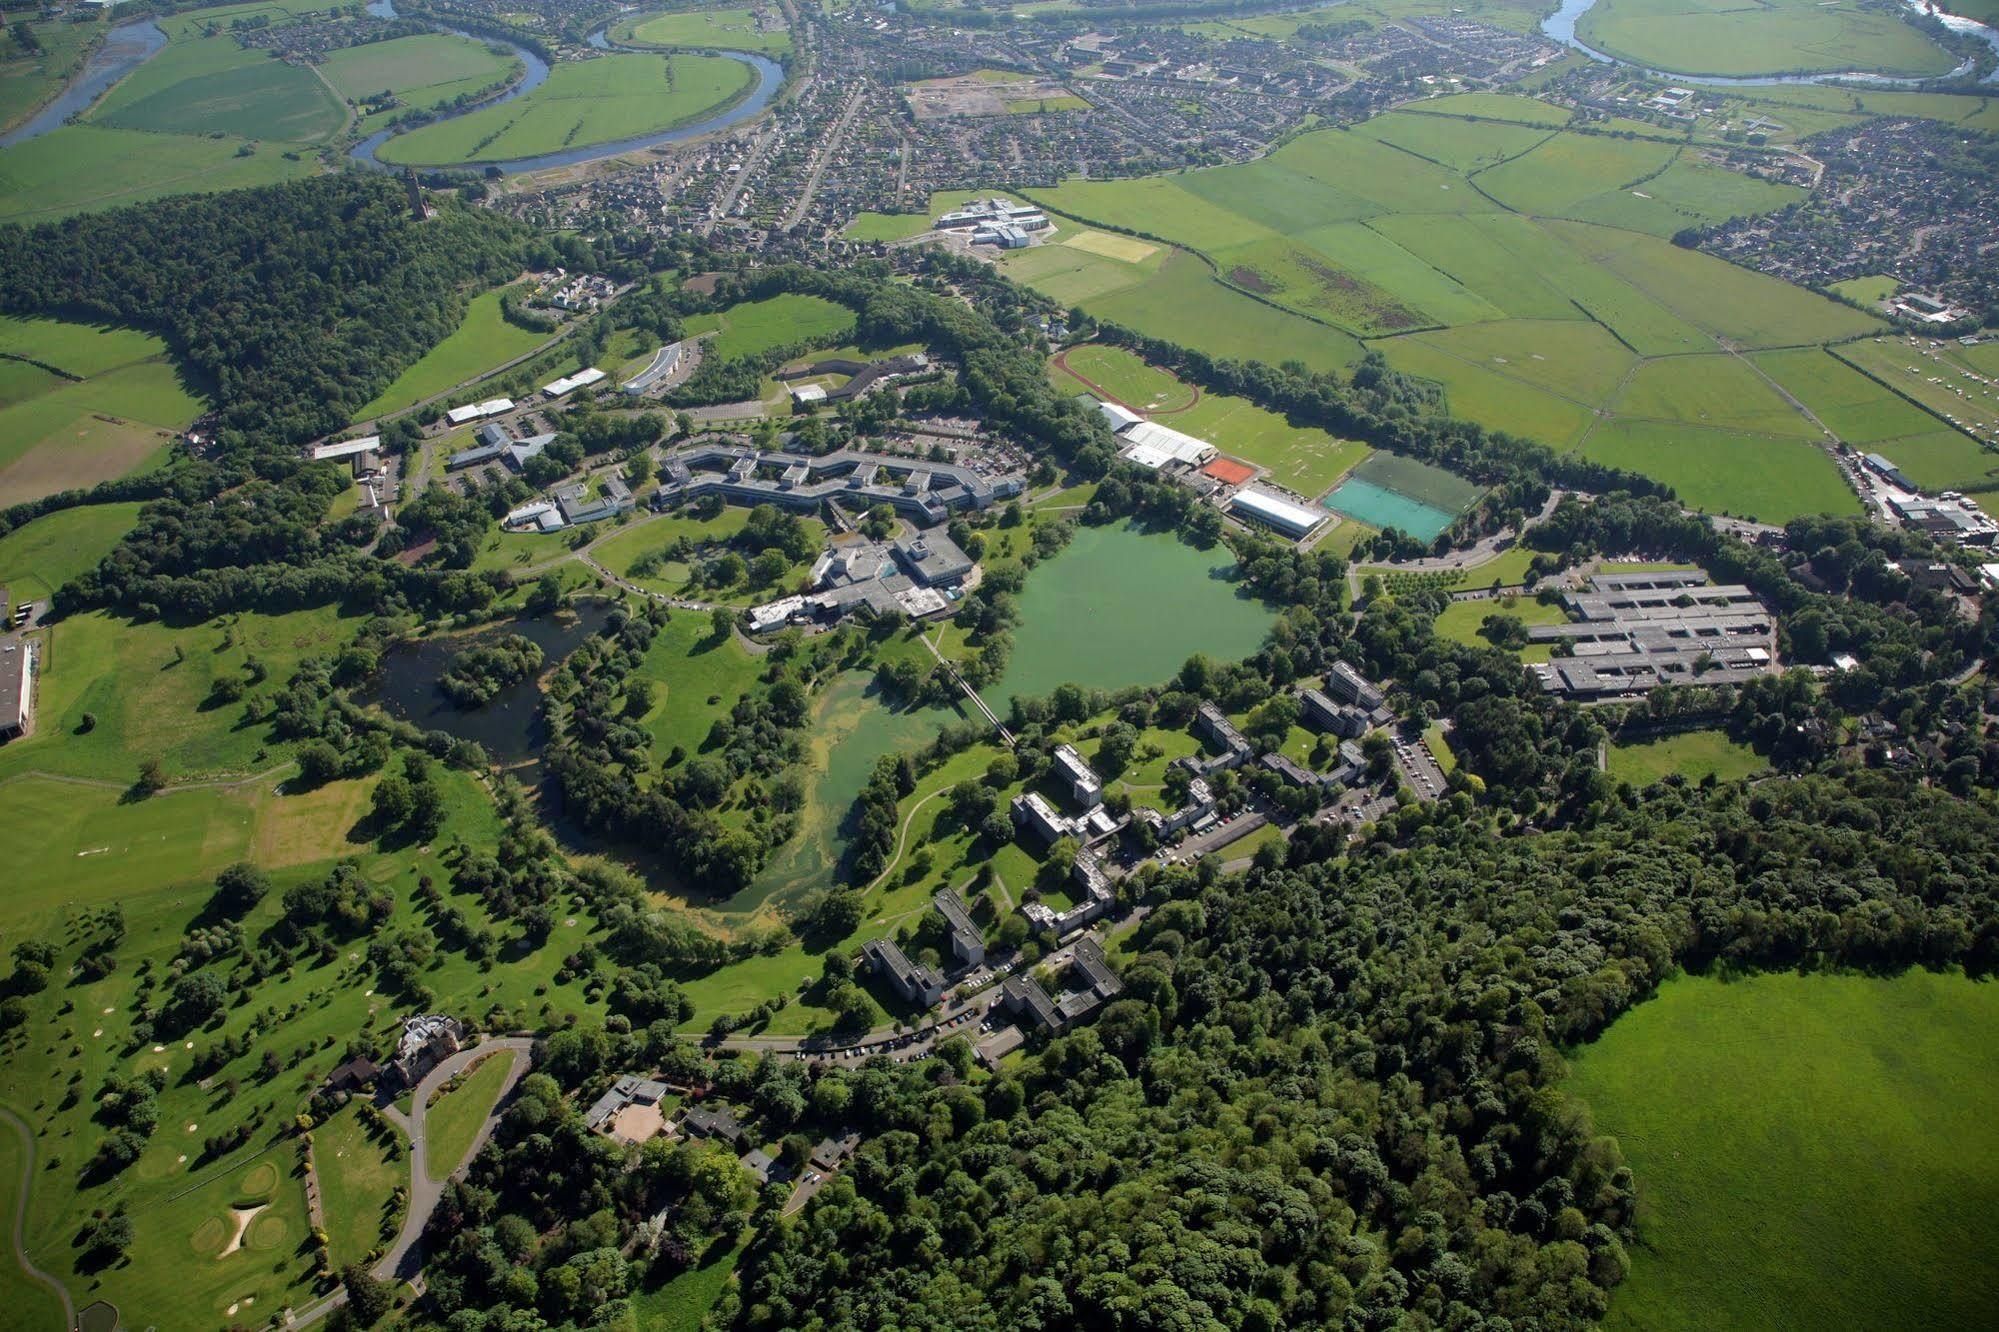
[
  {"left": 0, "top": 501, "right": 140, "bottom": 604},
  {"left": 0, "top": 314, "right": 205, "bottom": 505},
  {"left": 1606, "top": 729, "right": 1762, "bottom": 786},
  {"left": 683, "top": 292, "right": 856, "bottom": 362},
  {"left": 1575, "top": 0, "right": 1958, "bottom": 78},
  {"left": 1568, "top": 969, "right": 1999, "bottom": 1331},
  {"left": 0, "top": 123, "right": 316, "bottom": 224},
  {"left": 1831, "top": 337, "right": 1999, "bottom": 481},
  {"left": 90, "top": 35, "right": 344, "bottom": 143},
  {"left": 616, "top": 6, "right": 792, "bottom": 54},
  {"left": 1609, "top": 355, "right": 1818, "bottom": 438},
  {"left": 1049, "top": 343, "right": 1371, "bottom": 495},
  {"left": 1579, "top": 419, "right": 1858, "bottom": 523},
  {"left": 376, "top": 52, "right": 751, "bottom": 165},
  {"left": 357, "top": 286, "right": 552, "bottom": 420},
  {"left": 321, "top": 32, "right": 518, "bottom": 116},
  {"left": 1747, "top": 346, "right": 1947, "bottom": 444}
]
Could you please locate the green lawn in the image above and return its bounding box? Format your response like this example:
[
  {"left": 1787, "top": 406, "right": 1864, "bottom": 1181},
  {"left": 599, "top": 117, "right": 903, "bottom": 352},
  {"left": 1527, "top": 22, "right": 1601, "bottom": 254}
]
[
  {"left": 91, "top": 36, "right": 344, "bottom": 143},
  {"left": 1431, "top": 593, "right": 1566, "bottom": 661},
  {"left": 617, "top": 6, "right": 792, "bottom": 54},
  {"left": 0, "top": 1122, "right": 64, "bottom": 1332},
  {"left": 314, "top": 1103, "right": 405, "bottom": 1270},
  {"left": 1576, "top": 0, "right": 1957, "bottom": 78},
  {"left": 321, "top": 32, "right": 519, "bottom": 114},
  {"left": 628, "top": 1240, "right": 744, "bottom": 1332},
  {"left": 1579, "top": 419, "right": 1859, "bottom": 525},
  {"left": 1605, "top": 730, "right": 1762, "bottom": 786},
  {"left": 424, "top": 1049, "right": 516, "bottom": 1180},
  {"left": 356, "top": 286, "right": 551, "bottom": 420},
  {"left": 842, "top": 212, "right": 933, "bottom": 243},
  {"left": 0, "top": 124, "right": 317, "bottom": 225},
  {"left": 376, "top": 52, "right": 751, "bottom": 165},
  {"left": 1567, "top": 969, "right": 1999, "bottom": 1331},
  {"left": 687, "top": 293, "right": 856, "bottom": 363},
  {"left": 0, "top": 502, "right": 140, "bottom": 604}
]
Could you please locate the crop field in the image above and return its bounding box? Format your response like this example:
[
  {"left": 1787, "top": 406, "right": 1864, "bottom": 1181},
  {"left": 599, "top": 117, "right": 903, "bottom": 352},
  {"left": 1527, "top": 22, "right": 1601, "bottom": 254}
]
[
  {"left": 0, "top": 315, "right": 205, "bottom": 504},
  {"left": 321, "top": 33, "right": 518, "bottom": 112},
  {"left": 1576, "top": 0, "right": 1957, "bottom": 78},
  {"left": 0, "top": 123, "right": 316, "bottom": 223},
  {"left": 1580, "top": 419, "right": 1858, "bottom": 522},
  {"left": 617, "top": 6, "right": 792, "bottom": 54},
  {"left": 376, "top": 52, "right": 750, "bottom": 165},
  {"left": 1605, "top": 729, "right": 1762, "bottom": 786},
  {"left": 91, "top": 36, "right": 344, "bottom": 143},
  {"left": 1352, "top": 109, "right": 1553, "bottom": 172},
  {"left": 685, "top": 292, "right": 856, "bottom": 362},
  {"left": 1568, "top": 969, "right": 1999, "bottom": 1332},
  {"left": 357, "top": 286, "right": 550, "bottom": 419}
]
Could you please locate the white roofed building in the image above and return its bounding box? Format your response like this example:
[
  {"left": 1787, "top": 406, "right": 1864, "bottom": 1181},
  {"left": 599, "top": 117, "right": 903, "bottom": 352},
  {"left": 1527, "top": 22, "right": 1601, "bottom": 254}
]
[
  {"left": 312, "top": 436, "right": 380, "bottom": 462},
  {"left": 1230, "top": 487, "right": 1326, "bottom": 539},
  {"left": 543, "top": 367, "right": 607, "bottom": 399}
]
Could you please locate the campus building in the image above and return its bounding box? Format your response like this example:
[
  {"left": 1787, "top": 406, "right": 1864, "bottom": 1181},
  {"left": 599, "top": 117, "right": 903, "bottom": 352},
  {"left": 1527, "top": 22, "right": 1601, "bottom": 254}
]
[
  {"left": 0, "top": 640, "right": 34, "bottom": 740},
  {"left": 775, "top": 353, "right": 931, "bottom": 405},
  {"left": 622, "top": 342, "right": 686, "bottom": 395},
  {"left": 1001, "top": 935, "right": 1124, "bottom": 1034},
  {"left": 310, "top": 436, "right": 379, "bottom": 463},
  {"left": 934, "top": 889, "right": 985, "bottom": 967},
  {"left": 543, "top": 367, "right": 607, "bottom": 399},
  {"left": 1298, "top": 687, "right": 1372, "bottom": 738},
  {"left": 862, "top": 937, "right": 946, "bottom": 1007},
  {"left": 1528, "top": 572, "right": 1777, "bottom": 699},
  {"left": 1052, "top": 743, "right": 1103, "bottom": 808},
  {"left": 654, "top": 444, "right": 1022, "bottom": 528},
  {"left": 445, "top": 397, "right": 514, "bottom": 426},
  {"left": 1229, "top": 486, "right": 1327, "bottom": 540},
  {"left": 448, "top": 424, "right": 556, "bottom": 472},
  {"left": 584, "top": 1075, "right": 675, "bottom": 1145}
]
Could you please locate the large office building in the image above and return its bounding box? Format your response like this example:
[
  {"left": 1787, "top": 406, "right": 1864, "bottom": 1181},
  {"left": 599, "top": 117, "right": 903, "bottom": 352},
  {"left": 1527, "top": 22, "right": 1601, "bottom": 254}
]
[
  {"left": 654, "top": 444, "right": 1021, "bottom": 528},
  {"left": 1528, "top": 572, "right": 1777, "bottom": 699},
  {"left": 862, "top": 937, "right": 946, "bottom": 1007},
  {"left": 621, "top": 342, "right": 686, "bottom": 395},
  {"left": 445, "top": 397, "right": 514, "bottom": 426}
]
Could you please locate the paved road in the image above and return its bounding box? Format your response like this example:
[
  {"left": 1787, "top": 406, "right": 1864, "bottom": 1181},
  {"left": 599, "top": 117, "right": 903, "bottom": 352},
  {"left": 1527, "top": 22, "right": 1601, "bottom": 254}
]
[
  {"left": 289, "top": 1038, "right": 534, "bottom": 1328},
  {"left": 0, "top": 1107, "right": 74, "bottom": 1332}
]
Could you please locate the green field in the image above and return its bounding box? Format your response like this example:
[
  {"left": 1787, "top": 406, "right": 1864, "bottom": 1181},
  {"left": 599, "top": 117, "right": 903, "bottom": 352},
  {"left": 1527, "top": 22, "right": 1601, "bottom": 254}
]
[
  {"left": 0, "top": 15, "right": 102, "bottom": 134},
  {"left": 841, "top": 211, "right": 933, "bottom": 243},
  {"left": 0, "top": 123, "right": 317, "bottom": 225},
  {"left": 424, "top": 1049, "right": 516, "bottom": 1180},
  {"left": 91, "top": 36, "right": 344, "bottom": 143},
  {"left": 1431, "top": 593, "right": 1565, "bottom": 660},
  {"left": 0, "top": 315, "right": 205, "bottom": 505},
  {"left": 1748, "top": 346, "right": 1944, "bottom": 444},
  {"left": 0, "top": 502, "right": 141, "bottom": 604},
  {"left": 1605, "top": 729, "right": 1762, "bottom": 786},
  {"left": 1831, "top": 338, "right": 1999, "bottom": 482},
  {"left": 321, "top": 32, "right": 519, "bottom": 115},
  {"left": 1580, "top": 419, "right": 1858, "bottom": 523},
  {"left": 1568, "top": 969, "right": 1999, "bottom": 1331},
  {"left": 685, "top": 292, "right": 856, "bottom": 363},
  {"left": 314, "top": 1104, "right": 404, "bottom": 1270},
  {"left": 377, "top": 52, "right": 751, "bottom": 165},
  {"left": 357, "top": 286, "right": 551, "bottom": 420},
  {"left": 617, "top": 6, "right": 792, "bottom": 54},
  {"left": 1827, "top": 274, "right": 1897, "bottom": 306},
  {"left": 1576, "top": 0, "right": 1958, "bottom": 78}
]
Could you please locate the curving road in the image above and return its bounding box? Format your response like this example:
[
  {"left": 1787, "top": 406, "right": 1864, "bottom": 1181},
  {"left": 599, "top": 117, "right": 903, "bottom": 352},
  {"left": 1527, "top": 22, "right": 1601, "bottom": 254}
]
[
  {"left": 0, "top": 1107, "right": 74, "bottom": 1332},
  {"left": 289, "top": 1037, "right": 534, "bottom": 1328}
]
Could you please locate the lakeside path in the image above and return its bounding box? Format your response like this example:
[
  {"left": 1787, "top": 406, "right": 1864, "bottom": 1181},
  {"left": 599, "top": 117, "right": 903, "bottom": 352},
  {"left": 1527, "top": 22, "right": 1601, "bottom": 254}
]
[{"left": 0, "top": 1107, "right": 74, "bottom": 1332}]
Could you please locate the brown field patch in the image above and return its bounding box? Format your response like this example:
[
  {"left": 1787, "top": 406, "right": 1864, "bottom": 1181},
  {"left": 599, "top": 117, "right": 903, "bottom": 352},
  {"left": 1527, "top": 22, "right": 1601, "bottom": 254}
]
[
  {"left": 252, "top": 778, "right": 373, "bottom": 867},
  {"left": 0, "top": 416, "right": 172, "bottom": 506}
]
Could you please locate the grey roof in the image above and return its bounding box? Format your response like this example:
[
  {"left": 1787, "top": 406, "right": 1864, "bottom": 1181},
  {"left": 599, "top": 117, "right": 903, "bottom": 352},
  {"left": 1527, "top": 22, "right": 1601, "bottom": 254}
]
[
  {"left": 682, "top": 1106, "right": 744, "bottom": 1141},
  {"left": 893, "top": 528, "right": 974, "bottom": 585},
  {"left": 1004, "top": 972, "right": 1063, "bottom": 1031},
  {"left": 1069, "top": 937, "right": 1121, "bottom": 999},
  {"left": 933, "top": 890, "right": 982, "bottom": 953}
]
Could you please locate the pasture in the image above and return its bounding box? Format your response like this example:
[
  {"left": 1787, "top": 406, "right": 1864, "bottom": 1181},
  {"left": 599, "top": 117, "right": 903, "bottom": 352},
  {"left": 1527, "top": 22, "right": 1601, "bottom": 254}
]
[
  {"left": 0, "top": 15, "right": 101, "bottom": 133},
  {"left": 1610, "top": 354, "right": 1817, "bottom": 438},
  {"left": 0, "top": 124, "right": 315, "bottom": 224},
  {"left": 375, "top": 52, "right": 751, "bottom": 165},
  {"left": 357, "top": 286, "right": 551, "bottom": 420},
  {"left": 0, "top": 315, "right": 204, "bottom": 505},
  {"left": 1579, "top": 419, "right": 1858, "bottom": 523},
  {"left": 1605, "top": 729, "right": 1762, "bottom": 786},
  {"left": 321, "top": 33, "right": 518, "bottom": 114},
  {"left": 0, "top": 501, "right": 140, "bottom": 604},
  {"left": 1567, "top": 969, "right": 1999, "bottom": 1331},
  {"left": 617, "top": 6, "right": 792, "bottom": 54},
  {"left": 1831, "top": 338, "right": 1999, "bottom": 475},
  {"left": 1748, "top": 346, "right": 1944, "bottom": 444},
  {"left": 1575, "top": 0, "right": 1958, "bottom": 78},
  {"left": 91, "top": 36, "right": 344, "bottom": 143}
]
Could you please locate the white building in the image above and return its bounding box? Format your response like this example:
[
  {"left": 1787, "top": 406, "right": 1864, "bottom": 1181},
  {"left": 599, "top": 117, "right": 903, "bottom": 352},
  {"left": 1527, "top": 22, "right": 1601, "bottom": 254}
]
[
  {"left": 445, "top": 398, "right": 514, "bottom": 426},
  {"left": 311, "top": 436, "right": 380, "bottom": 462},
  {"left": 1230, "top": 487, "right": 1326, "bottom": 539},
  {"left": 1119, "top": 419, "right": 1216, "bottom": 469},
  {"left": 543, "top": 367, "right": 607, "bottom": 399}
]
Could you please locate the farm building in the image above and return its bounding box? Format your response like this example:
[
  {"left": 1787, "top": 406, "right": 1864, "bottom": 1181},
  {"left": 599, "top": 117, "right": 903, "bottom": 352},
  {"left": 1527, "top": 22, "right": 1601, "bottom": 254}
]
[
  {"left": 543, "top": 367, "right": 607, "bottom": 399},
  {"left": 1230, "top": 487, "right": 1326, "bottom": 539},
  {"left": 0, "top": 640, "right": 34, "bottom": 739}
]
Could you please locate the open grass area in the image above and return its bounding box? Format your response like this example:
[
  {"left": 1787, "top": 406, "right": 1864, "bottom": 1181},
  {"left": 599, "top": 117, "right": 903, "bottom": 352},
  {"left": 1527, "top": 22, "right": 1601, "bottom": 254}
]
[
  {"left": 0, "top": 15, "right": 102, "bottom": 133},
  {"left": 314, "top": 1103, "right": 404, "bottom": 1270},
  {"left": 617, "top": 6, "right": 791, "bottom": 54},
  {"left": 629, "top": 1240, "right": 744, "bottom": 1332},
  {"left": 356, "top": 285, "right": 551, "bottom": 420},
  {"left": 1831, "top": 337, "right": 1999, "bottom": 482},
  {"left": 841, "top": 211, "right": 932, "bottom": 243},
  {"left": 1748, "top": 346, "right": 1942, "bottom": 444},
  {"left": 1605, "top": 729, "right": 1762, "bottom": 786},
  {"left": 0, "top": 501, "right": 140, "bottom": 604},
  {"left": 424, "top": 1049, "right": 516, "bottom": 1181},
  {"left": 686, "top": 292, "right": 856, "bottom": 363},
  {"left": 0, "top": 315, "right": 205, "bottom": 506},
  {"left": 321, "top": 32, "right": 519, "bottom": 114},
  {"left": 1575, "top": 0, "right": 1957, "bottom": 78},
  {"left": 1431, "top": 593, "right": 1566, "bottom": 661},
  {"left": 1611, "top": 354, "right": 1818, "bottom": 438},
  {"left": 1579, "top": 419, "right": 1858, "bottom": 524},
  {"left": 376, "top": 52, "right": 751, "bottom": 165},
  {"left": 90, "top": 35, "right": 343, "bottom": 142},
  {"left": 1567, "top": 969, "right": 1999, "bottom": 1331},
  {"left": 0, "top": 123, "right": 317, "bottom": 225}
]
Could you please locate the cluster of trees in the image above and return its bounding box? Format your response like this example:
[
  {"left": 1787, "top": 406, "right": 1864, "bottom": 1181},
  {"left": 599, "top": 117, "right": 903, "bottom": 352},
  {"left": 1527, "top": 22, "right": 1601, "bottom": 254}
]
[{"left": 438, "top": 634, "right": 545, "bottom": 708}]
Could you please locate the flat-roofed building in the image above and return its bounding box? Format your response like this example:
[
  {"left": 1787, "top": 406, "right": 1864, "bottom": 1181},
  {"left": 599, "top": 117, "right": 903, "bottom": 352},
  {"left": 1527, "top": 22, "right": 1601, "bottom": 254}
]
[
  {"left": 1052, "top": 743, "right": 1103, "bottom": 809},
  {"left": 934, "top": 889, "right": 985, "bottom": 968},
  {"left": 622, "top": 342, "right": 685, "bottom": 395},
  {"left": 543, "top": 367, "right": 607, "bottom": 399},
  {"left": 311, "top": 436, "right": 380, "bottom": 462},
  {"left": 1325, "top": 662, "right": 1386, "bottom": 712},
  {"left": 862, "top": 937, "right": 945, "bottom": 1006},
  {"left": 1229, "top": 487, "right": 1326, "bottom": 539},
  {"left": 1011, "top": 791, "right": 1074, "bottom": 845},
  {"left": 0, "top": 640, "right": 34, "bottom": 739}
]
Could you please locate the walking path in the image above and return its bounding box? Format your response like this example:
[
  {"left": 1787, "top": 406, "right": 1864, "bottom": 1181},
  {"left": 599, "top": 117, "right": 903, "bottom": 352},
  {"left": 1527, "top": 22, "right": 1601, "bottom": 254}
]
[
  {"left": 0, "top": 1107, "right": 74, "bottom": 1332},
  {"left": 288, "top": 1038, "right": 534, "bottom": 1328}
]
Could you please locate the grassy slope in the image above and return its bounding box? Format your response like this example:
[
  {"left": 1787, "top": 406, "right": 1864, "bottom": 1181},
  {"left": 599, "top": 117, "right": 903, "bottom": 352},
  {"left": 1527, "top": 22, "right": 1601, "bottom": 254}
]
[
  {"left": 0, "top": 501, "right": 141, "bottom": 603},
  {"left": 1605, "top": 730, "right": 1762, "bottom": 786},
  {"left": 314, "top": 1104, "right": 405, "bottom": 1269},
  {"left": 424, "top": 1050, "right": 516, "bottom": 1181},
  {"left": 1576, "top": 0, "right": 1956, "bottom": 78},
  {"left": 1568, "top": 970, "right": 1999, "bottom": 1331},
  {"left": 356, "top": 286, "right": 550, "bottom": 420},
  {"left": 0, "top": 124, "right": 316, "bottom": 225}
]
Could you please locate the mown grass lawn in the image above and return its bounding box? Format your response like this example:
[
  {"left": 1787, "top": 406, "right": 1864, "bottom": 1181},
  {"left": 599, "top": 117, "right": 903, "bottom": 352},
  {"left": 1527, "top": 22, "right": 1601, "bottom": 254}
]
[
  {"left": 1605, "top": 730, "right": 1761, "bottom": 787},
  {"left": 1567, "top": 969, "right": 1999, "bottom": 1331},
  {"left": 424, "top": 1049, "right": 517, "bottom": 1181},
  {"left": 314, "top": 1103, "right": 405, "bottom": 1270}
]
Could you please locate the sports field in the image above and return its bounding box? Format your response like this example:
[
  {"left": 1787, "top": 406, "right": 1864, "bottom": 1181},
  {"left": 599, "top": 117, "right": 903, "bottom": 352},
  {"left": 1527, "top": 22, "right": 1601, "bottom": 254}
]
[
  {"left": 0, "top": 315, "right": 205, "bottom": 505},
  {"left": 321, "top": 32, "right": 518, "bottom": 115},
  {"left": 1568, "top": 969, "right": 1999, "bottom": 1331},
  {"left": 357, "top": 286, "right": 551, "bottom": 420},
  {"left": 616, "top": 6, "right": 792, "bottom": 54},
  {"left": 376, "top": 52, "right": 751, "bottom": 165},
  {"left": 1605, "top": 729, "right": 1761, "bottom": 786},
  {"left": 1325, "top": 450, "right": 1482, "bottom": 540},
  {"left": 1576, "top": 0, "right": 1958, "bottom": 78},
  {"left": 1050, "top": 344, "right": 1371, "bottom": 494}
]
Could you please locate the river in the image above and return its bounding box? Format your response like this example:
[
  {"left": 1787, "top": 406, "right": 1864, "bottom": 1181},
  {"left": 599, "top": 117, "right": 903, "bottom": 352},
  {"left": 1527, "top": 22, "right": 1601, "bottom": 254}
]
[
  {"left": 0, "top": 16, "right": 164, "bottom": 148},
  {"left": 1541, "top": 0, "right": 1999, "bottom": 86}
]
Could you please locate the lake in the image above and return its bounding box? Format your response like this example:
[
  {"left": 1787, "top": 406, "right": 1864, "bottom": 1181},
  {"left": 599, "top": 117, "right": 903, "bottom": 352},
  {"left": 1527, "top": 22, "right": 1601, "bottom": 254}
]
[{"left": 982, "top": 522, "right": 1275, "bottom": 707}]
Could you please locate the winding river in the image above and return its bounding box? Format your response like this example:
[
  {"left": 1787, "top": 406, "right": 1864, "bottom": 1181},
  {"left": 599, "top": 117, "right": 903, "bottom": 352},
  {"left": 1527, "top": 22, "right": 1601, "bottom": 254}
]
[
  {"left": 0, "top": 0, "right": 780, "bottom": 172},
  {"left": 1541, "top": 0, "right": 1999, "bottom": 87}
]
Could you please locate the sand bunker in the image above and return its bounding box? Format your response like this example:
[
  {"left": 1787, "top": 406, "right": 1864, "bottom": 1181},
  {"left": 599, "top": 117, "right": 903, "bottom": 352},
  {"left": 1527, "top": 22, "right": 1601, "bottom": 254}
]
[{"left": 218, "top": 1204, "right": 266, "bottom": 1257}]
